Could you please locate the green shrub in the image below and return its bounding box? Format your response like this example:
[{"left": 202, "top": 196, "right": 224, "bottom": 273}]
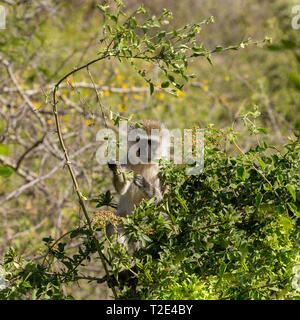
[
  {"left": 117, "top": 118, "right": 300, "bottom": 299},
  {"left": 2, "top": 117, "right": 299, "bottom": 300}
]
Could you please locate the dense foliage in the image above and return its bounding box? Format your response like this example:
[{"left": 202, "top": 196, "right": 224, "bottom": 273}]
[
  {"left": 121, "top": 120, "right": 300, "bottom": 299},
  {"left": 1, "top": 116, "right": 299, "bottom": 299}
]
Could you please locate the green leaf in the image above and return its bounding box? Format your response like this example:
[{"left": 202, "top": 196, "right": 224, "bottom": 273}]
[
  {"left": 106, "top": 14, "right": 118, "bottom": 23},
  {"left": 277, "top": 174, "right": 283, "bottom": 186},
  {"left": 192, "top": 46, "right": 204, "bottom": 52},
  {"left": 286, "top": 184, "right": 296, "bottom": 202},
  {"left": 236, "top": 166, "right": 246, "bottom": 181},
  {"left": 279, "top": 215, "right": 293, "bottom": 231},
  {"left": 281, "top": 39, "right": 296, "bottom": 49},
  {"left": 257, "top": 128, "right": 268, "bottom": 135},
  {"left": 158, "top": 31, "right": 166, "bottom": 38},
  {"left": 42, "top": 237, "right": 53, "bottom": 243},
  {"left": 149, "top": 82, "right": 154, "bottom": 95},
  {"left": 58, "top": 243, "right": 66, "bottom": 252},
  {"left": 161, "top": 81, "right": 170, "bottom": 88},
  {"left": 256, "top": 192, "right": 263, "bottom": 208},
  {"left": 70, "top": 228, "right": 85, "bottom": 239},
  {"left": 137, "top": 4, "right": 147, "bottom": 14},
  {"left": 254, "top": 156, "right": 265, "bottom": 170},
  {"left": 96, "top": 4, "right": 109, "bottom": 13},
  {"left": 0, "top": 166, "right": 13, "bottom": 177},
  {"left": 267, "top": 44, "right": 282, "bottom": 51},
  {"left": 288, "top": 73, "right": 300, "bottom": 90},
  {"left": 219, "top": 263, "right": 227, "bottom": 277},
  {"left": 175, "top": 192, "right": 189, "bottom": 212},
  {"left": 168, "top": 74, "right": 175, "bottom": 82},
  {"left": 206, "top": 54, "right": 213, "bottom": 65},
  {"left": 214, "top": 46, "right": 223, "bottom": 52},
  {"left": 0, "top": 144, "right": 9, "bottom": 155},
  {"left": 287, "top": 202, "right": 300, "bottom": 217},
  {"left": 22, "top": 281, "right": 32, "bottom": 288}
]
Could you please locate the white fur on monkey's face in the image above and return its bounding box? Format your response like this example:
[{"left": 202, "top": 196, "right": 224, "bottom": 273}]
[{"left": 127, "top": 128, "right": 170, "bottom": 165}]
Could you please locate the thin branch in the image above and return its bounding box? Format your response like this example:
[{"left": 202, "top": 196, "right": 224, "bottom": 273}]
[
  {"left": 52, "top": 53, "right": 117, "bottom": 298},
  {"left": 16, "top": 133, "right": 47, "bottom": 170},
  {"left": 0, "top": 143, "right": 95, "bottom": 205},
  {"left": 86, "top": 66, "right": 108, "bottom": 128},
  {"left": 0, "top": 54, "right": 46, "bottom": 128},
  {"left": 7, "top": 218, "right": 47, "bottom": 241}
]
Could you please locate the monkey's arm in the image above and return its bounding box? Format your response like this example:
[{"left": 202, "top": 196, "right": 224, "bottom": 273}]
[
  {"left": 108, "top": 161, "right": 130, "bottom": 194},
  {"left": 133, "top": 176, "right": 163, "bottom": 204}
]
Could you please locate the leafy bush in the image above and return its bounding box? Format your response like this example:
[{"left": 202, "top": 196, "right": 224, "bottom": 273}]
[
  {"left": 118, "top": 114, "right": 300, "bottom": 299},
  {"left": 1, "top": 114, "right": 299, "bottom": 300}
]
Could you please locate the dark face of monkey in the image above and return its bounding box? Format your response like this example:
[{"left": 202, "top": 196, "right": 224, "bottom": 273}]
[
  {"left": 126, "top": 120, "right": 167, "bottom": 166},
  {"left": 134, "top": 136, "right": 160, "bottom": 164}
]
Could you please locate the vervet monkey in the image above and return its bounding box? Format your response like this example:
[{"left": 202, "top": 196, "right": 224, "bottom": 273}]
[{"left": 106, "top": 120, "right": 169, "bottom": 252}]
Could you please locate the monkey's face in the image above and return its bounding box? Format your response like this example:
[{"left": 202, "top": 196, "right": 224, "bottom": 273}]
[
  {"left": 127, "top": 131, "right": 162, "bottom": 165},
  {"left": 138, "top": 136, "right": 160, "bottom": 163}
]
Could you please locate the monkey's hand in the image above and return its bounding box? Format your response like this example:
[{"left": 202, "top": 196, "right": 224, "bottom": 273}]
[
  {"left": 133, "top": 175, "right": 147, "bottom": 189},
  {"left": 134, "top": 175, "right": 163, "bottom": 204},
  {"left": 133, "top": 176, "right": 155, "bottom": 198},
  {"left": 109, "top": 160, "right": 128, "bottom": 194},
  {"left": 108, "top": 160, "right": 121, "bottom": 172}
]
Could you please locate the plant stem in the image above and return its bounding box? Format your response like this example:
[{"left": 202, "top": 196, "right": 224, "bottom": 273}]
[{"left": 52, "top": 54, "right": 118, "bottom": 299}]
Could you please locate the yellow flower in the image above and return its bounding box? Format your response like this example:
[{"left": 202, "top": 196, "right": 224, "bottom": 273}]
[
  {"left": 118, "top": 103, "right": 128, "bottom": 112},
  {"left": 121, "top": 83, "right": 128, "bottom": 89},
  {"left": 224, "top": 75, "right": 230, "bottom": 81},
  {"left": 32, "top": 101, "right": 42, "bottom": 109},
  {"left": 177, "top": 90, "right": 185, "bottom": 99},
  {"left": 157, "top": 92, "right": 164, "bottom": 100},
  {"left": 104, "top": 90, "right": 110, "bottom": 96},
  {"left": 85, "top": 119, "right": 95, "bottom": 126},
  {"left": 47, "top": 119, "right": 53, "bottom": 125},
  {"left": 116, "top": 75, "right": 123, "bottom": 82},
  {"left": 133, "top": 94, "right": 143, "bottom": 100},
  {"left": 202, "top": 85, "right": 209, "bottom": 92}
]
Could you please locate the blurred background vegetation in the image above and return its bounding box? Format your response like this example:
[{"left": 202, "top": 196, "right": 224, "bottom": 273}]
[{"left": 0, "top": 0, "right": 299, "bottom": 299}]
